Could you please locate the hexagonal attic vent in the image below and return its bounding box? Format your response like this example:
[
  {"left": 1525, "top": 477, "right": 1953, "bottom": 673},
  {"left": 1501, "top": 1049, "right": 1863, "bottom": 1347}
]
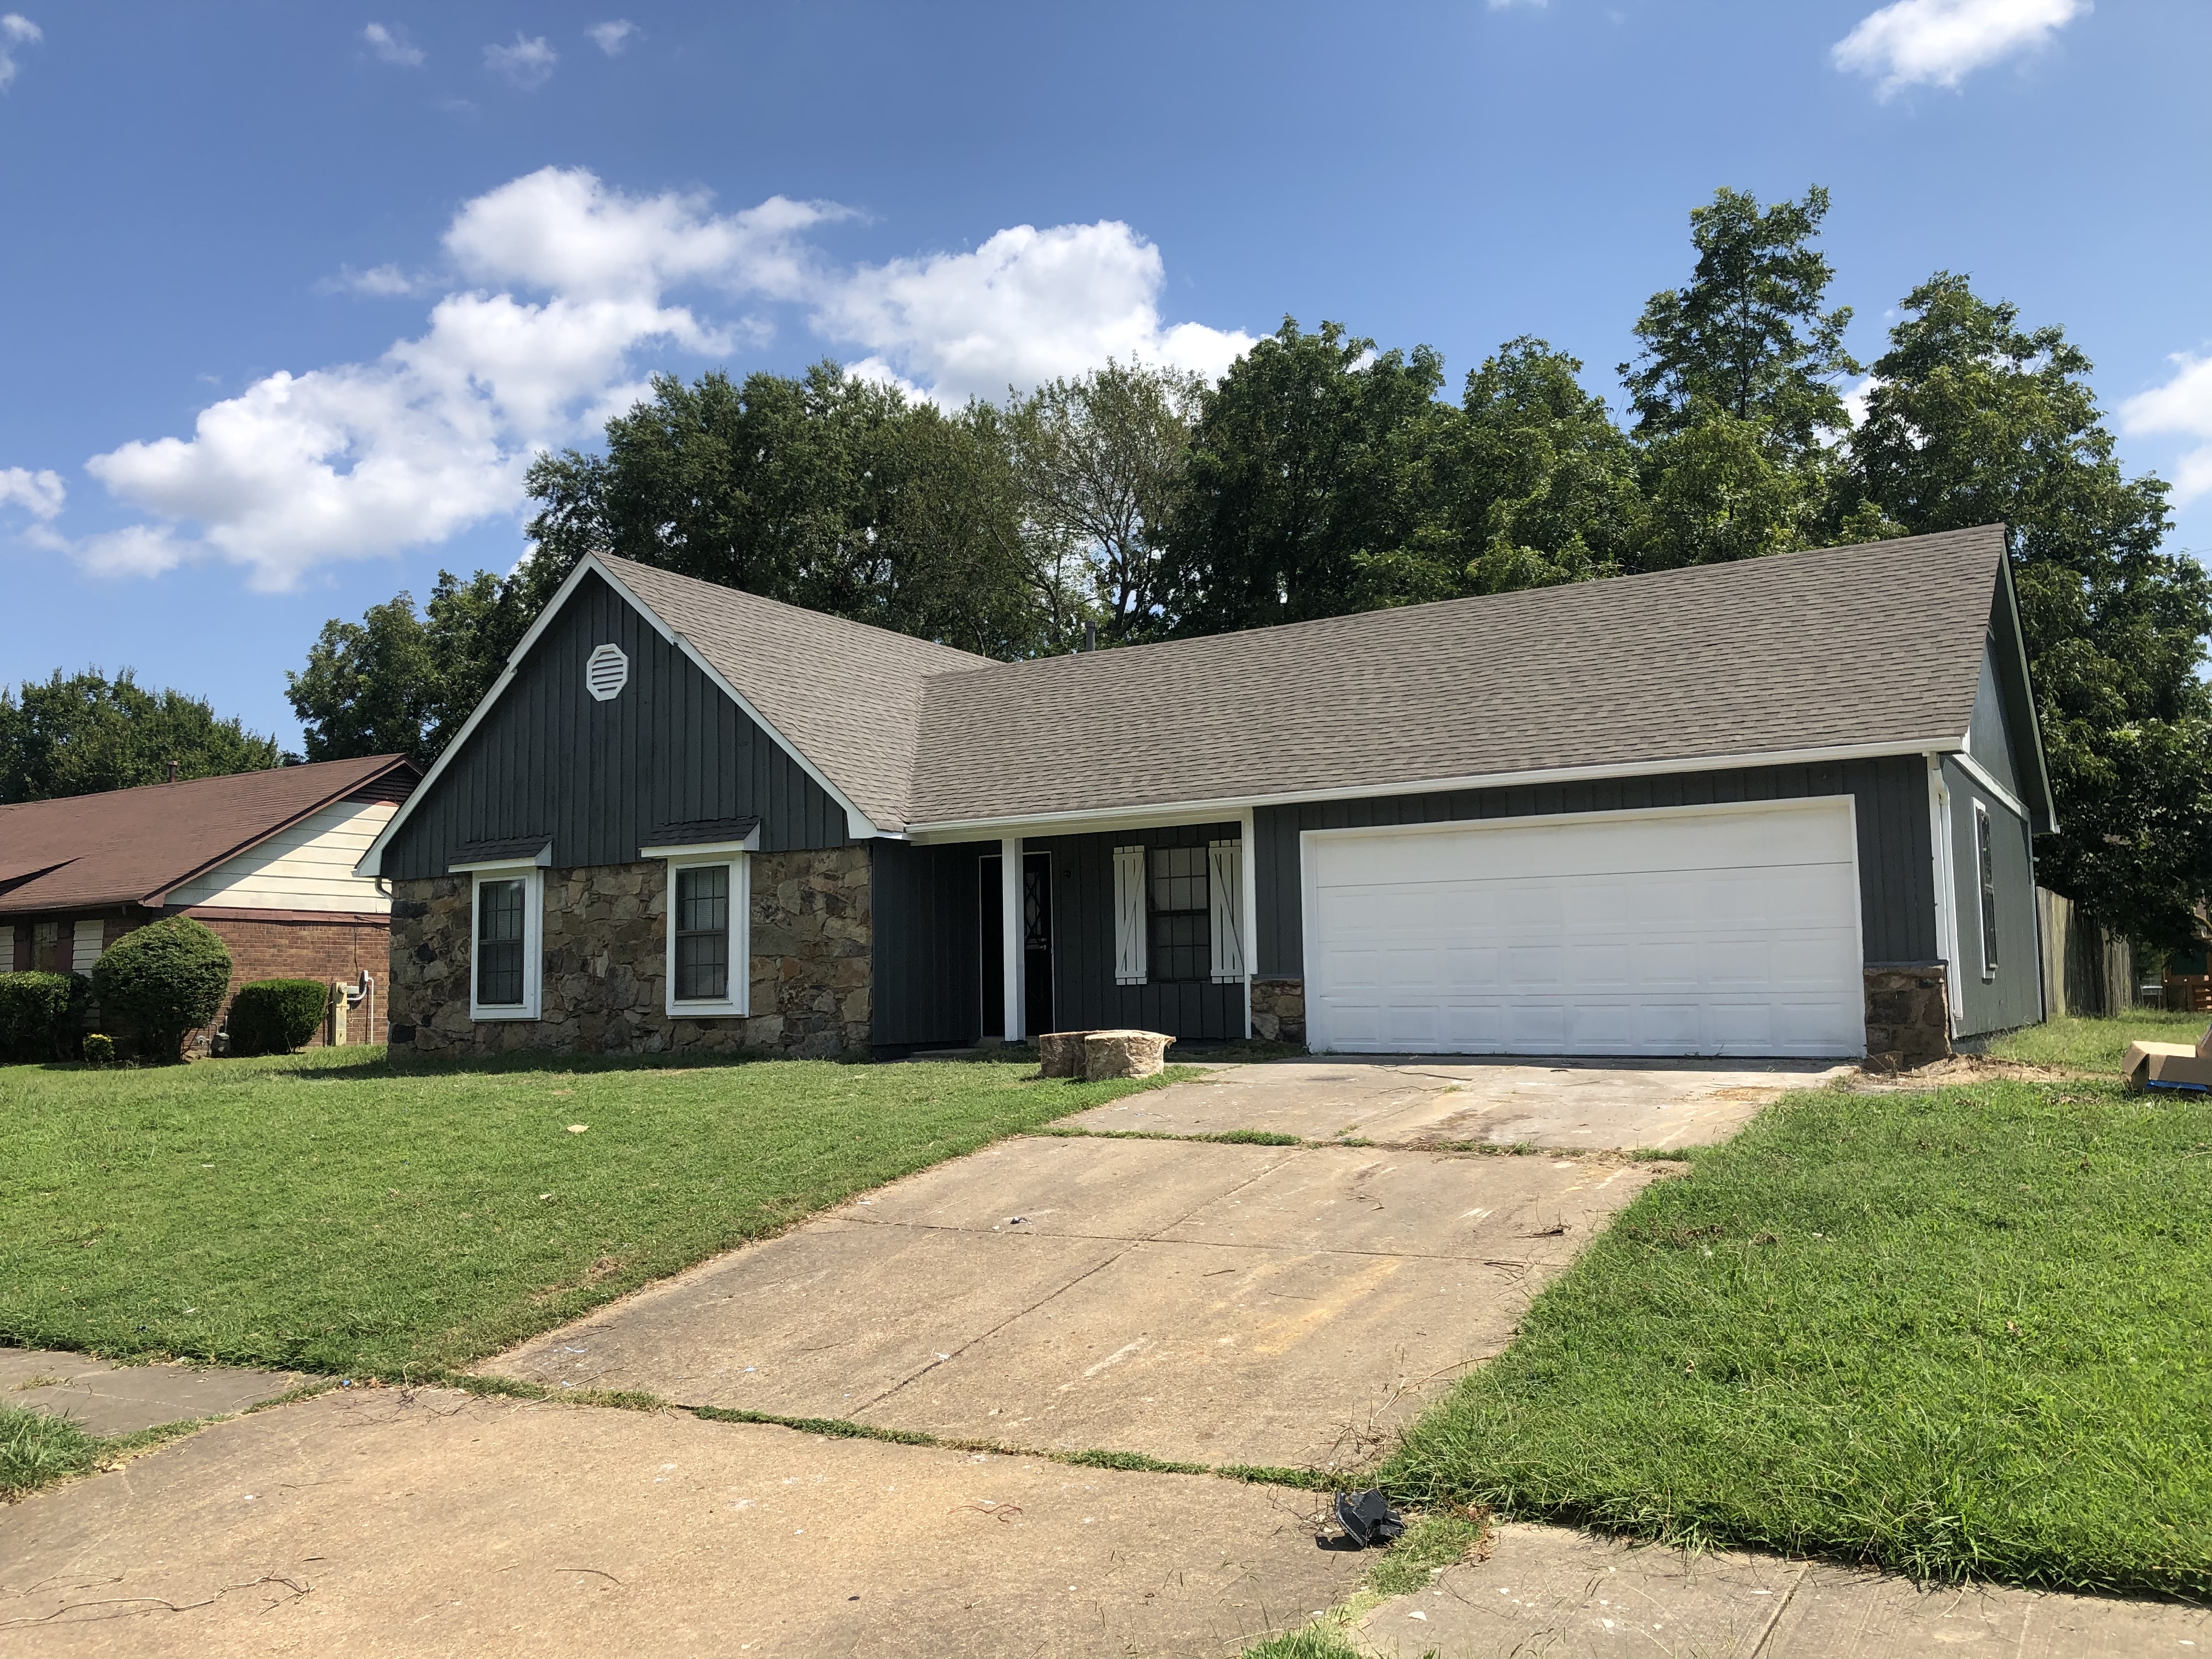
[{"left": 584, "top": 642, "right": 629, "bottom": 701}]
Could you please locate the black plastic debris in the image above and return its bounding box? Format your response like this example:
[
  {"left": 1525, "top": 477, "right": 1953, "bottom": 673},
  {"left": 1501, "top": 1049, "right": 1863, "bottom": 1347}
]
[{"left": 1332, "top": 1488, "right": 1406, "bottom": 1548}]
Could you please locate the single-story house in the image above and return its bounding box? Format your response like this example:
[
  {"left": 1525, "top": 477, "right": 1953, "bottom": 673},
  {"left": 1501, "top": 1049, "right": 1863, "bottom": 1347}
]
[
  {"left": 358, "top": 523, "right": 2048, "bottom": 1064},
  {"left": 2, "top": 754, "right": 419, "bottom": 1049}
]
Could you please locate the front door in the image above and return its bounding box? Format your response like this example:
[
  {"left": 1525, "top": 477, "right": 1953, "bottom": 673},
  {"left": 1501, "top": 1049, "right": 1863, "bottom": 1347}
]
[{"left": 1023, "top": 851, "right": 1054, "bottom": 1037}]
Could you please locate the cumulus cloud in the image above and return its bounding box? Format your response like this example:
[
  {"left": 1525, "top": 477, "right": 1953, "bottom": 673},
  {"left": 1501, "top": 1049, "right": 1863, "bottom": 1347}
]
[
  {"left": 0, "top": 12, "right": 41, "bottom": 89},
  {"left": 362, "top": 22, "right": 424, "bottom": 66},
  {"left": 0, "top": 465, "right": 64, "bottom": 521},
  {"left": 816, "top": 222, "right": 1252, "bottom": 404},
  {"left": 485, "top": 33, "right": 556, "bottom": 87},
  {"left": 32, "top": 168, "right": 1245, "bottom": 590},
  {"left": 1833, "top": 0, "right": 2088, "bottom": 95},
  {"left": 2121, "top": 353, "right": 2212, "bottom": 503},
  {"left": 587, "top": 20, "right": 636, "bottom": 55}
]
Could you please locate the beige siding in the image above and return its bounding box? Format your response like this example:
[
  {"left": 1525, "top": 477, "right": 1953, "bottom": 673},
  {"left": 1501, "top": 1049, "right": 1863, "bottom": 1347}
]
[{"left": 167, "top": 800, "right": 397, "bottom": 914}]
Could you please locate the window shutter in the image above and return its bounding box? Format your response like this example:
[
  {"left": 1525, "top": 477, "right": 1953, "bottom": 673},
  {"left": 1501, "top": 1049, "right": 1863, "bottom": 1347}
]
[
  {"left": 1209, "top": 839, "right": 1245, "bottom": 983},
  {"left": 1113, "top": 845, "right": 1148, "bottom": 985}
]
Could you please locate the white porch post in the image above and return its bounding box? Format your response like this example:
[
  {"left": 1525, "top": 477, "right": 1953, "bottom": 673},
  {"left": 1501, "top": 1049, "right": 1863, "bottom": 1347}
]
[{"left": 1001, "top": 835, "right": 1024, "bottom": 1042}]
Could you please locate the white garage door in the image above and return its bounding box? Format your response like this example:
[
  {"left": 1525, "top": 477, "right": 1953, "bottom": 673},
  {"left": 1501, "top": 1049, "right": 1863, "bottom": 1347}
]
[{"left": 1302, "top": 800, "right": 1864, "bottom": 1058}]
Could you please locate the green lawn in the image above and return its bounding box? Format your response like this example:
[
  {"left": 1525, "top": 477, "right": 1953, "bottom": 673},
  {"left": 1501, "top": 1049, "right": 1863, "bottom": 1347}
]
[
  {"left": 0, "top": 1047, "right": 1175, "bottom": 1377},
  {"left": 1989, "top": 1006, "right": 2206, "bottom": 1072},
  {"left": 1383, "top": 1073, "right": 2212, "bottom": 1597}
]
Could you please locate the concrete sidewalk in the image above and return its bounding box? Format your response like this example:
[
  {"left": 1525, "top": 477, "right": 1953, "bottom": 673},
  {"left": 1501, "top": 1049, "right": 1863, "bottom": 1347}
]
[
  {"left": 0, "top": 1348, "right": 309, "bottom": 1435},
  {"left": 0, "top": 1385, "right": 1361, "bottom": 1658},
  {"left": 1350, "top": 1520, "right": 2209, "bottom": 1657}
]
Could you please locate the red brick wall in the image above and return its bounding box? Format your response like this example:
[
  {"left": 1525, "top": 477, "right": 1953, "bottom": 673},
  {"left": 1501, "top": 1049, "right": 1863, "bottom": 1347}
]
[{"left": 188, "top": 913, "right": 390, "bottom": 1048}]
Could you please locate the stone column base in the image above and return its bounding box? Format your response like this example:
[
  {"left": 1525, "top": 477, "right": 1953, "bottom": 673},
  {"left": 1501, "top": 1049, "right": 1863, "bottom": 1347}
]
[
  {"left": 1250, "top": 977, "right": 1306, "bottom": 1046},
  {"left": 1864, "top": 963, "right": 1951, "bottom": 1068}
]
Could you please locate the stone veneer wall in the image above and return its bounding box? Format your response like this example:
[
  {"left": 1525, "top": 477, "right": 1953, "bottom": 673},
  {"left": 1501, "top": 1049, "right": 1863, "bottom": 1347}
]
[
  {"left": 1249, "top": 977, "right": 1306, "bottom": 1046},
  {"left": 387, "top": 847, "right": 871, "bottom": 1060},
  {"left": 1863, "top": 963, "right": 1952, "bottom": 1066}
]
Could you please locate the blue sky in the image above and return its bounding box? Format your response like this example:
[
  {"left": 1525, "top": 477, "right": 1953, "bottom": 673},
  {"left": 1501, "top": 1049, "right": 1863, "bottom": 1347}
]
[{"left": 3, "top": 1, "right": 2208, "bottom": 746}]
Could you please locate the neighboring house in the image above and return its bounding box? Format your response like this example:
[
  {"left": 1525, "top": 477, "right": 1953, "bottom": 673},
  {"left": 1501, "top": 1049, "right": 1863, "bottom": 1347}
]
[
  {"left": 358, "top": 524, "right": 2050, "bottom": 1063},
  {"left": 1, "top": 755, "right": 420, "bottom": 1049}
]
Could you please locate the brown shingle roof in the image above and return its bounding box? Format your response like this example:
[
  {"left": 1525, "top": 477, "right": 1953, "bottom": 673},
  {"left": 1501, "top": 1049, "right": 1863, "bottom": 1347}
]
[
  {"left": 599, "top": 556, "right": 995, "bottom": 830},
  {"left": 0, "top": 754, "right": 415, "bottom": 916},
  {"left": 904, "top": 526, "right": 2007, "bottom": 826}
]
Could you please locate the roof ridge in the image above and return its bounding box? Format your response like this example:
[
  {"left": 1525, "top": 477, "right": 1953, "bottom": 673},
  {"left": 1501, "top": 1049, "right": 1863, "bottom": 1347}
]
[{"left": 917, "top": 525, "right": 2008, "bottom": 687}]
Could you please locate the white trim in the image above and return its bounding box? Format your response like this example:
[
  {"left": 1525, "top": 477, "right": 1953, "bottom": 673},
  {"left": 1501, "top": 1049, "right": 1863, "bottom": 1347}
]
[
  {"left": 1297, "top": 795, "right": 1866, "bottom": 1058},
  {"left": 448, "top": 843, "right": 551, "bottom": 874},
  {"left": 1208, "top": 838, "right": 1246, "bottom": 984},
  {"left": 1001, "top": 836, "right": 1024, "bottom": 1041},
  {"left": 639, "top": 828, "right": 761, "bottom": 860},
  {"left": 904, "top": 737, "right": 1967, "bottom": 843},
  {"left": 468, "top": 863, "right": 543, "bottom": 1022},
  {"left": 661, "top": 850, "right": 749, "bottom": 1019},
  {"left": 1948, "top": 749, "right": 2029, "bottom": 823},
  {"left": 1928, "top": 759, "right": 1962, "bottom": 1033},
  {"left": 1238, "top": 806, "right": 1257, "bottom": 1040},
  {"left": 1113, "top": 844, "right": 1148, "bottom": 986},
  {"left": 356, "top": 551, "right": 882, "bottom": 878}
]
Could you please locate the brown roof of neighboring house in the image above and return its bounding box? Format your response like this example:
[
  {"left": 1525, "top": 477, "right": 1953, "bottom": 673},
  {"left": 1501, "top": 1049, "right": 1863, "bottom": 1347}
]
[
  {"left": 0, "top": 754, "right": 417, "bottom": 916},
  {"left": 905, "top": 526, "right": 2012, "bottom": 826},
  {"left": 602, "top": 555, "right": 996, "bottom": 830}
]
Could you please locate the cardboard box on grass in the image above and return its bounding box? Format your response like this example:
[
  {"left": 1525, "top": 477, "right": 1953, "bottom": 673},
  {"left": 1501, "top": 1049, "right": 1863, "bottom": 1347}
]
[{"left": 2122, "top": 1022, "right": 2212, "bottom": 1092}]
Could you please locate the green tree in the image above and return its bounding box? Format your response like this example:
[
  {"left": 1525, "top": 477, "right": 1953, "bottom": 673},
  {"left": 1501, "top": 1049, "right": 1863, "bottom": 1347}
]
[
  {"left": 285, "top": 571, "right": 524, "bottom": 765},
  {"left": 1007, "top": 360, "right": 1200, "bottom": 641},
  {"left": 1850, "top": 273, "right": 2212, "bottom": 946},
  {"left": 523, "top": 364, "right": 1059, "bottom": 657},
  {"left": 1161, "top": 319, "right": 1452, "bottom": 633},
  {"left": 0, "top": 669, "right": 283, "bottom": 804},
  {"left": 1622, "top": 187, "right": 1861, "bottom": 571}
]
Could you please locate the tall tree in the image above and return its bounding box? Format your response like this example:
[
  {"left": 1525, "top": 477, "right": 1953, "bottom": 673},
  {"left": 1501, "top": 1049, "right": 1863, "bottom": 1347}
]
[
  {"left": 1007, "top": 360, "right": 1199, "bottom": 641},
  {"left": 524, "top": 364, "right": 1062, "bottom": 657},
  {"left": 286, "top": 571, "right": 523, "bottom": 765},
  {"left": 1623, "top": 187, "right": 1860, "bottom": 571},
  {"left": 1850, "top": 274, "right": 2212, "bottom": 947},
  {"left": 1161, "top": 319, "right": 1451, "bottom": 633},
  {"left": 0, "top": 669, "right": 283, "bottom": 803}
]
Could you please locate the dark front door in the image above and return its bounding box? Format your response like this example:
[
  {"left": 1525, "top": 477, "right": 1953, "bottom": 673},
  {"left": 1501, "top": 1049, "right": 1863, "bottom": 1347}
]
[{"left": 1023, "top": 850, "right": 1054, "bottom": 1037}]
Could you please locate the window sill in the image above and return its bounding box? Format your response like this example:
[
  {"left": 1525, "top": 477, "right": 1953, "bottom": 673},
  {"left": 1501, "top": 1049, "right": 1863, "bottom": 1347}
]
[
  {"left": 471, "top": 1007, "right": 540, "bottom": 1022},
  {"left": 668, "top": 1001, "right": 746, "bottom": 1020}
]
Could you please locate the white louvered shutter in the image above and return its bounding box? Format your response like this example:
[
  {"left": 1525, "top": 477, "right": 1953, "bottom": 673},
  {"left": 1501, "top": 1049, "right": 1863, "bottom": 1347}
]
[
  {"left": 1113, "top": 845, "right": 1148, "bottom": 985},
  {"left": 1209, "top": 839, "right": 1245, "bottom": 983}
]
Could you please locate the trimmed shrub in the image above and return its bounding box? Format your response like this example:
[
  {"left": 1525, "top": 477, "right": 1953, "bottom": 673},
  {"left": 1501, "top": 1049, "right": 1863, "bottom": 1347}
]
[
  {"left": 91, "top": 917, "right": 232, "bottom": 1063},
  {"left": 227, "top": 979, "right": 331, "bottom": 1057},
  {"left": 81, "top": 1032, "right": 116, "bottom": 1067},
  {"left": 0, "top": 972, "right": 89, "bottom": 1063}
]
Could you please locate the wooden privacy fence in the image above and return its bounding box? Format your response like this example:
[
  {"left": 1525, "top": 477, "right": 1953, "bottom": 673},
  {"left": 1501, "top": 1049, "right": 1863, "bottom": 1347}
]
[{"left": 2036, "top": 888, "right": 2135, "bottom": 1018}]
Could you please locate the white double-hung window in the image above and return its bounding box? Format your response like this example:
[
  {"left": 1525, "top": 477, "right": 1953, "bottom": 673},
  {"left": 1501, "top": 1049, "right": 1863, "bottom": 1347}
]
[
  {"left": 452, "top": 845, "right": 549, "bottom": 1021},
  {"left": 644, "top": 831, "right": 755, "bottom": 1019}
]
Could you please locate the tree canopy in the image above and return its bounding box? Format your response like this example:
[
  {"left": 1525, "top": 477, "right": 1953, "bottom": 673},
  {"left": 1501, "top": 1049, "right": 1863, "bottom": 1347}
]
[{"left": 1, "top": 669, "right": 284, "bottom": 804}]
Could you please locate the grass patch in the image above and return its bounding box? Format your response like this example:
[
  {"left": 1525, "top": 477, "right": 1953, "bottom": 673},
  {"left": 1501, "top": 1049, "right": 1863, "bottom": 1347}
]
[
  {"left": 1989, "top": 1008, "right": 2205, "bottom": 1073},
  {"left": 0, "top": 1047, "right": 1186, "bottom": 1376},
  {"left": 1383, "top": 1077, "right": 2212, "bottom": 1596},
  {"left": 1239, "top": 1629, "right": 1362, "bottom": 1659},
  {"left": 0, "top": 1404, "right": 204, "bottom": 1500}
]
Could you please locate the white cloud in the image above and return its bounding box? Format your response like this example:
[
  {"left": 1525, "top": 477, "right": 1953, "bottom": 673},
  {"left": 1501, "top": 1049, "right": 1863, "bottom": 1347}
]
[
  {"left": 587, "top": 20, "right": 636, "bottom": 55},
  {"left": 362, "top": 22, "right": 424, "bottom": 67},
  {"left": 816, "top": 221, "right": 1253, "bottom": 404},
  {"left": 0, "top": 12, "right": 41, "bottom": 89},
  {"left": 0, "top": 465, "right": 64, "bottom": 521},
  {"left": 2121, "top": 353, "right": 2212, "bottom": 504},
  {"left": 35, "top": 168, "right": 1245, "bottom": 590},
  {"left": 485, "top": 34, "right": 556, "bottom": 88},
  {"left": 1833, "top": 0, "right": 2088, "bottom": 95},
  {"left": 324, "top": 262, "right": 431, "bottom": 297}
]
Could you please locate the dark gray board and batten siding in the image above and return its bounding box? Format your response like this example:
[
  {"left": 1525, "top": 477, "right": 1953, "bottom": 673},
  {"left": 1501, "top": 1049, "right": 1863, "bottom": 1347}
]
[
  {"left": 1940, "top": 755, "right": 2041, "bottom": 1037},
  {"left": 870, "top": 838, "right": 990, "bottom": 1049},
  {"left": 1252, "top": 757, "right": 1940, "bottom": 980},
  {"left": 382, "top": 571, "right": 849, "bottom": 880}
]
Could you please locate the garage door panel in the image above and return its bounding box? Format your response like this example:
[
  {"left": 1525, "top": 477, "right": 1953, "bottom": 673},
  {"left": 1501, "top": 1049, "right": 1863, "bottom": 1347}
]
[{"left": 1305, "top": 803, "right": 1864, "bottom": 1059}]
